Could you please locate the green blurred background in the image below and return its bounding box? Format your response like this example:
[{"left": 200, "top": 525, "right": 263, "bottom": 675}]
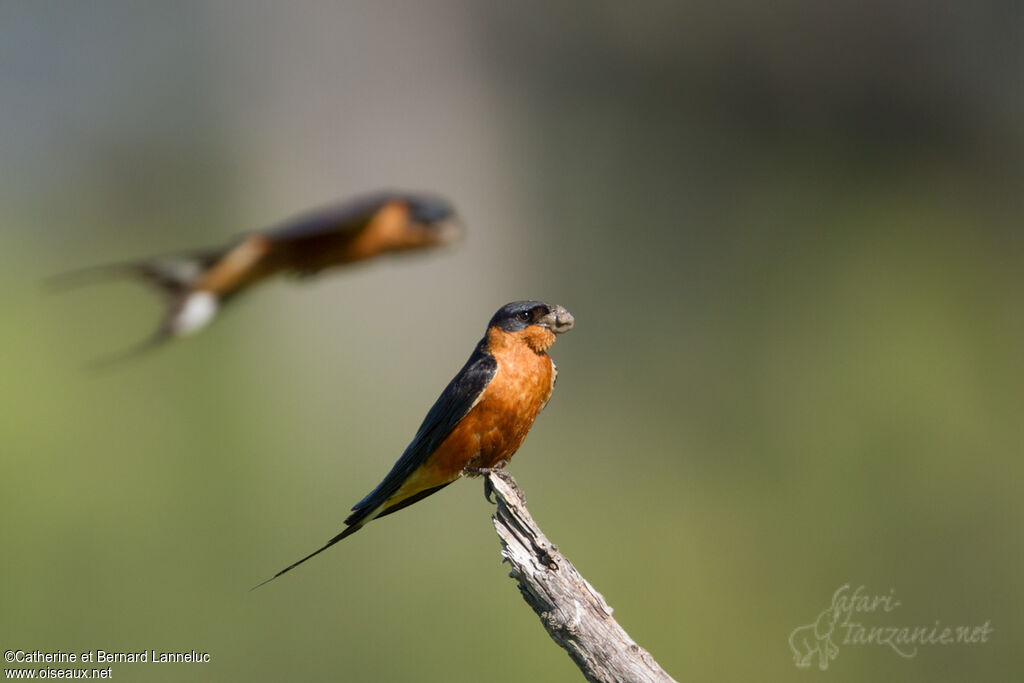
[{"left": 2, "top": 2, "right": 1022, "bottom": 681}]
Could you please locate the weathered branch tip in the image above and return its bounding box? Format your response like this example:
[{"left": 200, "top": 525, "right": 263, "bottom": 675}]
[{"left": 485, "top": 471, "right": 678, "bottom": 683}]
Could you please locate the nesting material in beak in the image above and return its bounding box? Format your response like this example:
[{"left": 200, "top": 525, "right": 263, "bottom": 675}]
[{"left": 538, "top": 305, "right": 574, "bottom": 334}]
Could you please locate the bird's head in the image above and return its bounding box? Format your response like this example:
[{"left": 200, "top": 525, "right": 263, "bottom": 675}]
[
  {"left": 487, "top": 301, "right": 574, "bottom": 353},
  {"left": 400, "top": 194, "right": 463, "bottom": 247}
]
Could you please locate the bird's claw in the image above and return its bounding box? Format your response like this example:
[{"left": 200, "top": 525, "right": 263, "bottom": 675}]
[
  {"left": 463, "top": 466, "right": 507, "bottom": 503},
  {"left": 483, "top": 475, "right": 495, "bottom": 504}
]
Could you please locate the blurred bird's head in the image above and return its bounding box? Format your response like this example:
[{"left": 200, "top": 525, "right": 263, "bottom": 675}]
[{"left": 398, "top": 193, "right": 463, "bottom": 247}]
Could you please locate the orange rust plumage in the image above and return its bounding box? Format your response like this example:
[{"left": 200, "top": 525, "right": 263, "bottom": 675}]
[
  {"left": 254, "top": 301, "right": 575, "bottom": 588},
  {"left": 400, "top": 327, "right": 556, "bottom": 492}
]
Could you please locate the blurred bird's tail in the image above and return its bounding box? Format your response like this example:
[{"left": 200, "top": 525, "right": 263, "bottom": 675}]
[{"left": 47, "top": 250, "right": 225, "bottom": 367}]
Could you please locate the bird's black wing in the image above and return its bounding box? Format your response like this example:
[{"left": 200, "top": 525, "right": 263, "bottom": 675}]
[
  {"left": 251, "top": 338, "right": 496, "bottom": 589},
  {"left": 344, "top": 341, "right": 497, "bottom": 526},
  {"left": 264, "top": 192, "right": 399, "bottom": 242}
]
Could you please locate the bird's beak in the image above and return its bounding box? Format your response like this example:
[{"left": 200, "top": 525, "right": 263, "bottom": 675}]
[
  {"left": 537, "top": 305, "right": 574, "bottom": 334},
  {"left": 433, "top": 217, "right": 464, "bottom": 244}
]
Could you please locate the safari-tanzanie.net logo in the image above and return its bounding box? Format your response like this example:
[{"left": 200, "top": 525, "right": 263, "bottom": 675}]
[{"left": 788, "top": 584, "right": 993, "bottom": 670}]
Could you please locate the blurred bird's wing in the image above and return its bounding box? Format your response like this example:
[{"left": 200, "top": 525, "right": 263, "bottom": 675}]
[
  {"left": 258, "top": 194, "right": 402, "bottom": 276},
  {"left": 263, "top": 193, "right": 396, "bottom": 242}
]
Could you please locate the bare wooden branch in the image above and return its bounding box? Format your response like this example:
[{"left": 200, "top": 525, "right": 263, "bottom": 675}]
[{"left": 485, "top": 471, "right": 678, "bottom": 683}]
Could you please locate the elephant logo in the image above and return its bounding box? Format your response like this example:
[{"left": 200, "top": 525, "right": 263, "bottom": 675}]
[{"left": 789, "top": 602, "right": 843, "bottom": 670}]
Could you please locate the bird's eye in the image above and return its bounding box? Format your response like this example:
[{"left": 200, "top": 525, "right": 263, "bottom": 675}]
[{"left": 517, "top": 310, "right": 532, "bottom": 322}]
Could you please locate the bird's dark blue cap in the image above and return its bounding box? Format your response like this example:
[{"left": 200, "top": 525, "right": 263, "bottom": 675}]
[
  {"left": 488, "top": 301, "right": 574, "bottom": 334},
  {"left": 405, "top": 195, "right": 455, "bottom": 223}
]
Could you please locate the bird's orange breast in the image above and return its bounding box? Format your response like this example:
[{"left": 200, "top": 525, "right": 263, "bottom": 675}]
[
  {"left": 430, "top": 326, "right": 556, "bottom": 476},
  {"left": 371, "top": 323, "right": 562, "bottom": 515}
]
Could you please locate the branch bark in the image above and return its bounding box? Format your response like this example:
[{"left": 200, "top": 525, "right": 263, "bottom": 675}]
[{"left": 485, "top": 471, "right": 678, "bottom": 683}]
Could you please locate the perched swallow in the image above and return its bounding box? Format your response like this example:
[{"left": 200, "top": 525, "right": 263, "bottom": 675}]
[
  {"left": 255, "top": 300, "right": 575, "bottom": 588},
  {"left": 51, "top": 191, "right": 461, "bottom": 363}
]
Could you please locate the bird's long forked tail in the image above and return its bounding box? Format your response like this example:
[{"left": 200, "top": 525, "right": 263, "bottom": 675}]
[
  {"left": 250, "top": 481, "right": 454, "bottom": 590},
  {"left": 250, "top": 523, "right": 364, "bottom": 591},
  {"left": 84, "top": 328, "right": 177, "bottom": 371},
  {"left": 46, "top": 251, "right": 223, "bottom": 368}
]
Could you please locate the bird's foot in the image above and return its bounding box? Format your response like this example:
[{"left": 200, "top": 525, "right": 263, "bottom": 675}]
[{"left": 463, "top": 467, "right": 519, "bottom": 504}]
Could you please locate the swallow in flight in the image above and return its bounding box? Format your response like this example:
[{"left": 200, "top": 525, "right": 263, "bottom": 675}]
[
  {"left": 255, "top": 300, "right": 575, "bottom": 588},
  {"left": 52, "top": 191, "right": 461, "bottom": 363}
]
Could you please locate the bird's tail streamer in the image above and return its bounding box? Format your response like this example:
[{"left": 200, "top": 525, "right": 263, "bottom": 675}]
[{"left": 46, "top": 249, "right": 224, "bottom": 368}]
